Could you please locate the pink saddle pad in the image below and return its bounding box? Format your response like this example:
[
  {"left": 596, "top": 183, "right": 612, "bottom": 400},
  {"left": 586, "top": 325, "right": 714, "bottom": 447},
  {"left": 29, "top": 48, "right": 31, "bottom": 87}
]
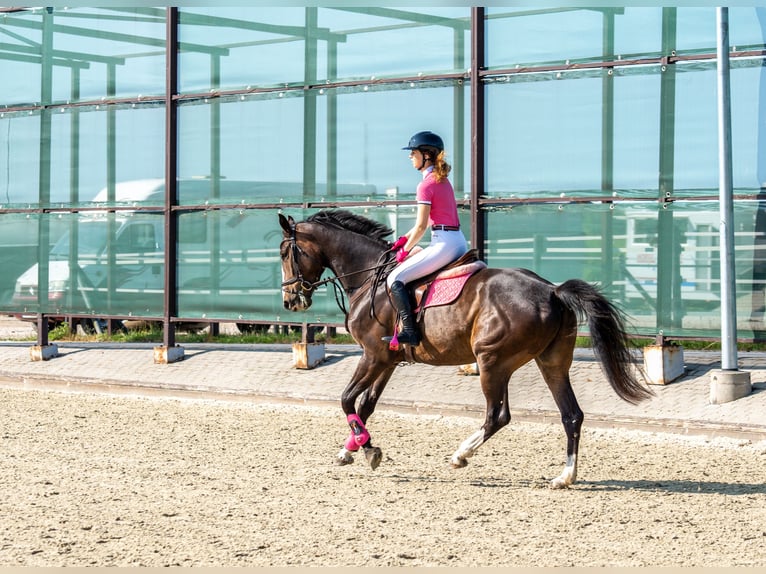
[{"left": 422, "top": 261, "right": 487, "bottom": 309}]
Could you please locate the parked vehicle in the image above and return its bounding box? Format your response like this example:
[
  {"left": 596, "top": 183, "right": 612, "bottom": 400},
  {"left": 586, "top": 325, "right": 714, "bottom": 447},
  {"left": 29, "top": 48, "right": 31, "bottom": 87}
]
[{"left": 11, "top": 178, "right": 377, "bottom": 333}]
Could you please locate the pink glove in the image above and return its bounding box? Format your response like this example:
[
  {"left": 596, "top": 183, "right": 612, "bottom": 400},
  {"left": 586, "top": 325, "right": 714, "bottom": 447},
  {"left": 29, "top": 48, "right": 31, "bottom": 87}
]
[
  {"left": 391, "top": 236, "right": 407, "bottom": 251},
  {"left": 396, "top": 248, "right": 409, "bottom": 264}
]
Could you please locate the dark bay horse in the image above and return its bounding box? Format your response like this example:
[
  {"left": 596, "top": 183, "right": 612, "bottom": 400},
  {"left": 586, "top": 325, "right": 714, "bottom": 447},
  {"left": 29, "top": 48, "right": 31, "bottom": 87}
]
[{"left": 279, "top": 209, "right": 652, "bottom": 488}]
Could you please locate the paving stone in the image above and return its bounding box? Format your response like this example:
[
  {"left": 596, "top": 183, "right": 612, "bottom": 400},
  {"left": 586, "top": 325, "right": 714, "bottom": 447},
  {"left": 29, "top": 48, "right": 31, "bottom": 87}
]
[{"left": 0, "top": 342, "right": 763, "bottom": 441}]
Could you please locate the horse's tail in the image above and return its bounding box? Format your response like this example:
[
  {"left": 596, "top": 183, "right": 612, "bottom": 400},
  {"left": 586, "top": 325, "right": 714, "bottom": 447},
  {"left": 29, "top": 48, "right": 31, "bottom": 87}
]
[{"left": 554, "top": 279, "right": 653, "bottom": 404}]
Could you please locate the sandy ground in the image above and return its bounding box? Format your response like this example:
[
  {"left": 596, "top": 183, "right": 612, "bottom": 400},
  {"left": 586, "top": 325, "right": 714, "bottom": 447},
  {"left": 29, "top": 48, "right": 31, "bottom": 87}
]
[{"left": 1, "top": 386, "right": 765, "bottom": 567}]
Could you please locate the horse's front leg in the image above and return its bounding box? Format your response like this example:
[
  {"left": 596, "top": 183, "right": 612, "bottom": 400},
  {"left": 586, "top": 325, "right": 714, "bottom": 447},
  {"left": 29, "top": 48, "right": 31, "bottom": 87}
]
[{"left": 335, "top": 355, "right": 397, "bottom": 470}]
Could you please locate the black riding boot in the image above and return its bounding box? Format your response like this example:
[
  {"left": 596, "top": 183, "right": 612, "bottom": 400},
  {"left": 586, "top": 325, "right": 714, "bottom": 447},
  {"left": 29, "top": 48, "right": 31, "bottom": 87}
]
[{"left": 383, "top": 280, "right": 421, "bottom": 346}]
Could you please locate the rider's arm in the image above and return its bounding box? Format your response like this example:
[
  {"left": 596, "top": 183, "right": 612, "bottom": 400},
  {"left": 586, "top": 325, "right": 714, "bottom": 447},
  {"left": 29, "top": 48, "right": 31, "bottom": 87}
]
[{"left": 404, "top": 202, "right": 431, "bottom": 252}]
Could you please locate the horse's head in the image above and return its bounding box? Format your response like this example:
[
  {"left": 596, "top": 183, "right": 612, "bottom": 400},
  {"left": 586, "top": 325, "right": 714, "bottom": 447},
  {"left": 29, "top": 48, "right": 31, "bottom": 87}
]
[{"left": 279, "top": 213, "right": 325, "bottom": 311}]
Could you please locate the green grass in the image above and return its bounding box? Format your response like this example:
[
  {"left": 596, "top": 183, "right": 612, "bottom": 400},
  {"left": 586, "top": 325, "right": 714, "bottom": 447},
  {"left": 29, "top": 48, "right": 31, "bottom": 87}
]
[
  {"left": 32, "top": 325, "right": 766, "bottom": 352},
  {"left": 45, "top": 323, "right": 358, "bottom": 346}
]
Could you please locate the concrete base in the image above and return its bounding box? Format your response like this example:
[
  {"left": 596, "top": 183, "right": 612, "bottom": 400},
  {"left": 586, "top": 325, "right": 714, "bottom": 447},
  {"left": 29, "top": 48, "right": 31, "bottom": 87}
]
[
  {"left": 709, "top": 369, "right": 752, "bottom": 404},
  {"left": 153, "top": 345, "right": 185, "bottom": 364},
  {"left": 29, "top": 344, "right": 58, "bottom": 362},
  {"left": 643, "top": 343, "right": 685, "bottom": 385},
  {"left": 293, "top": 342, "right": 325, "bottom": 369}
]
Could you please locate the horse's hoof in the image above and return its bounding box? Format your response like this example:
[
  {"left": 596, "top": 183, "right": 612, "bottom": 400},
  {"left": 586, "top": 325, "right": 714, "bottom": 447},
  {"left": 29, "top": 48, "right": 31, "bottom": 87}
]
[
  {"left": 335, "top": 449, "right": 354, "bottom": 466},
  {"left": 450, "top": 456, "right": 468, "bottom": 469},
  {"left": 364, "top": 446, "right": 382, "bottom": 470},
  {"left": 549, "top": 477, "right": 570, "bottom": 490}
]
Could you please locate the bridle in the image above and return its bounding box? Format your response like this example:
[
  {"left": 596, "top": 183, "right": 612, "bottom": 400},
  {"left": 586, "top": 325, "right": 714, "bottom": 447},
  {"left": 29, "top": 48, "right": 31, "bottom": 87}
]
[{"left": 279, "top": 221, "right": 396, "bottom": 316}]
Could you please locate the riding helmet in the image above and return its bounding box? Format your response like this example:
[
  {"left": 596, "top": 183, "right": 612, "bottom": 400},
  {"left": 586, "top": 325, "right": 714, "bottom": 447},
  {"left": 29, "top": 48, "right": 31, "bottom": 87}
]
[{"left": 402, "top": 131, "right": 444, "bottom": 152}]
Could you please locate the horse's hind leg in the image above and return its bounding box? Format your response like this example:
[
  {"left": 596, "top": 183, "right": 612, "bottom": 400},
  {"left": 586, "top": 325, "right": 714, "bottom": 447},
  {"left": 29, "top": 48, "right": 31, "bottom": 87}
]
[
  {"left": 450, "top": 365, "right": 511, "bottom": 468},
  {"left": 535, "top": 356, "right": 583, "bottom": 489}
]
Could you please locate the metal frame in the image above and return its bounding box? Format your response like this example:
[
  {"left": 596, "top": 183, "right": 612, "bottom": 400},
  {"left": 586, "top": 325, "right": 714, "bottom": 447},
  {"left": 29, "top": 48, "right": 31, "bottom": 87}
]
[{"left": 0, "top": 7, "right": 756, "bottom": 344}]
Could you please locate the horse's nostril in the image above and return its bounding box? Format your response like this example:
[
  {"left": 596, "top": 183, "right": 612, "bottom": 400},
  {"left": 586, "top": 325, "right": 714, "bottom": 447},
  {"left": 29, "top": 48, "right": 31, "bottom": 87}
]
[{"left": 283, "top": 300, "right": 290, "bottom": 310}]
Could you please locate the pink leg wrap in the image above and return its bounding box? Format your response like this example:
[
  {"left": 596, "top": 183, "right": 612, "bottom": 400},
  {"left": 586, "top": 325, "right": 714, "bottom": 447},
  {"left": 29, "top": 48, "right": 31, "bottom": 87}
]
[{"left": 345, "top": 414, "right": 370, "bottom": 451}]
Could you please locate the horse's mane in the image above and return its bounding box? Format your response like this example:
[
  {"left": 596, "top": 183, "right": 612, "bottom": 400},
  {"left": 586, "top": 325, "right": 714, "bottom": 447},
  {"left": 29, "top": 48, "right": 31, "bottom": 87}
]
[{"left": 306, "top": 209, "right": 393, "bottom": 245}]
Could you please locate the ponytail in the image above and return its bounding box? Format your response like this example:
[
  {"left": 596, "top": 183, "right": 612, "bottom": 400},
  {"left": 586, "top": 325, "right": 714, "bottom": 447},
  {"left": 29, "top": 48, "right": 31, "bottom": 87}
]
[{"left": 432, "top": 150, "right": 451, "bottom": 182}]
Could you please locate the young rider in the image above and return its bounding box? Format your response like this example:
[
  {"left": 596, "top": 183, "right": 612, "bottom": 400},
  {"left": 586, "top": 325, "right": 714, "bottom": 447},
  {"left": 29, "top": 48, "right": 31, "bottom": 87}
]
[{"left": 384, "top": 131, "right": 468, "bottom": 347}]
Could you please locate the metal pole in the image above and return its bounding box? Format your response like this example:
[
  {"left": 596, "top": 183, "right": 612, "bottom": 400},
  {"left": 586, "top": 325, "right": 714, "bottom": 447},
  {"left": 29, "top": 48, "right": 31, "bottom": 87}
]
[
  {"left": 470, "top": 7, "right": 486, "bottom": 258},
  {"left": 163, "top": 7, "right": 179, "bottom": 350},
  {"left": 717, "top": 7, "right": 737, "bottom": 370}
]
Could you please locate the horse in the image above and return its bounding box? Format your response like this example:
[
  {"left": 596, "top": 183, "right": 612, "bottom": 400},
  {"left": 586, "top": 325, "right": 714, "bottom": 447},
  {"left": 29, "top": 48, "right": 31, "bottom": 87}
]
[{"left": 278, "top": 209, "right": 652, "bottom": 489}]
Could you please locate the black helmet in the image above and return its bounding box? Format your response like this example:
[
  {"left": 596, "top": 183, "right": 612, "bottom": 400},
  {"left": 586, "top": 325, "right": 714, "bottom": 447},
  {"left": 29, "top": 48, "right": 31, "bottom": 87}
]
[{"left": 402, "top": 131, "right": 444, "bottom": 151}]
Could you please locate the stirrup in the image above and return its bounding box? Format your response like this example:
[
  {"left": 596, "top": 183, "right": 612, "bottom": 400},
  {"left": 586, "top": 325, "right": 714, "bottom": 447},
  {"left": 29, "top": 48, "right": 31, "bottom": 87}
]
[{"left": 386, "top": 330, "right": 420, "bottom": 346}]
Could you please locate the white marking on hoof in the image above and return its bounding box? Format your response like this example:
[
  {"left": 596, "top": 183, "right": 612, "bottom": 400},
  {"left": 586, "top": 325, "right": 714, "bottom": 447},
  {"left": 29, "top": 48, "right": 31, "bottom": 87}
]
[
  {"left": 335, "top": 447, "right": 355, "bottom": 466},
  {"left": 450, "top": 455, "right": 468, "bottom": 469},
  {"left": 450, "top": 429, "right": 485, "bottom": 469},
  {"left": 549, "top": 454, "right": 577, "bottom": 489}
]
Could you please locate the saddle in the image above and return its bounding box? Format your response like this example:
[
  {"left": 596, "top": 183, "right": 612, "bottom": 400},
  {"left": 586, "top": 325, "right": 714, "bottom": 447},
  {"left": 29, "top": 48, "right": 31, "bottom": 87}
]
[{"left": 406, "top": 249, "right": 487, "bottom": 315}]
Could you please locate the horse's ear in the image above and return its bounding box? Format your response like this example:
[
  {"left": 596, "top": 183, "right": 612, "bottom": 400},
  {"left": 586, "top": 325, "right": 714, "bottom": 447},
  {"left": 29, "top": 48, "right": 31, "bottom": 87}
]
[{"left": 278, "top": 213, "right": 294, "bottom": 234}]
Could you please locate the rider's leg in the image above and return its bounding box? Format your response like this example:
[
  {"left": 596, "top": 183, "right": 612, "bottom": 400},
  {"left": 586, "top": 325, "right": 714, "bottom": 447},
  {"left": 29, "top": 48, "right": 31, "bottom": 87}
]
[
  {"left": 388, "top": 280, "right": 420, "bottom": 346},
  {"left": 383, "top": 233, "right": 468, "bottom": 347}
]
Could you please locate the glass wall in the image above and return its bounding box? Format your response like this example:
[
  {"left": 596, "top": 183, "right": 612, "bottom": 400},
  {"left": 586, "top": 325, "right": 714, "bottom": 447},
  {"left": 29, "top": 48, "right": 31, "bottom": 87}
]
[
  {"left": 482, "top": 6, "right": 766, "bottom": 339},
  {"left": 1, "top": 6, "right": 765, "bottom": 340}
]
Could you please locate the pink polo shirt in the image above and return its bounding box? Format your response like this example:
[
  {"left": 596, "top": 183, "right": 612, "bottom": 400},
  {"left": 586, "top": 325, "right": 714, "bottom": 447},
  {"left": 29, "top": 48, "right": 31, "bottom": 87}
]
[{"left": 416, "top": 168, "right": 460, "bottom": 228}]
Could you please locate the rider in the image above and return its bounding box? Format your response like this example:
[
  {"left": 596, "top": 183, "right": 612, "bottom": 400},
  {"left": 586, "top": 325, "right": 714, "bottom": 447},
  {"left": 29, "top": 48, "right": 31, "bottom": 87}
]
[{"left": 384, "top": 130, "right": 469, "bottom": 347}]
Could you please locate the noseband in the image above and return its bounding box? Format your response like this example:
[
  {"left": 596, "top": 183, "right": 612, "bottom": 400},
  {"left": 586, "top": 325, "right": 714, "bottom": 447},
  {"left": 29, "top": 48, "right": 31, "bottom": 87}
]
[{"left": 280, "top": 224, "right": 321, "bottom": 304}]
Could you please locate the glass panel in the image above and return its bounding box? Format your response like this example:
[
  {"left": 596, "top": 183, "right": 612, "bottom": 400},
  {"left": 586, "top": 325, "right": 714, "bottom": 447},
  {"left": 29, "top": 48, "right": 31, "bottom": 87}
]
[
  {"left": 177, "top": 81, "right": 468, "bottom": 205},
  {"left": 486, "top": 56, "right": 763, "bottom": 201},
  {"left": 179, "top": 8, "right": 308, "bottom": 94},
  {"left": 177, "top": 209, "right": 285, "bottom": 321},
  {"left": 486, "top": 7, "right": 653, "bottom": 69},
  {"left": 732, "top": 7, "right": 766, "bottom": 50},
  {"left": 179, "top": 8, "right": 469, "bottom": 94},
  {"left": 177, "top": 94, "right": 306, "bottom": 204},
  {"left": 0, "top": 213, "right": 47, "bottom": 311},
  {"left": 732, "top": 60, "right": 766, "bottom": 193},
  {"left": 1, "top": 8, "right": 166, "bottom": 105},
  {"left": 670, "top": 59, "right": 765, "bottom": 197},
  {"left": 673, "top": 7, "right": 766, "bottom": 53},
  {"left": 0, "top": 103, "right": 165, "bottom": 208},
  {"left": 4, "top": 211, "right": 165, "bottom": 319},
  {"left": 483, "top": 202, "right": 618, "bottom": 287},
  {"left": 483, "top": 200, "right": 764, "bottom": 339},
  {"left": 611, "top": 66, "right": 661, "bottom": 195},
  {"left": 318, "top": 8, "right": 469, "bottom": 80},
  {"left": 485, "top": 71, "right": 609, "bottom": 198},
  {"left": 52, "top": 103, "right": 166, "bottom": 207},
  {"left": 327, "top": 83, "right": 470, "bottom": 200},
  {"left": 0, "top": 110, "right": 41, "bottom": 206},
  {"left": 0, "top": 9, "right": 44, "bottom": 107},
  {"left": 52, "top": 8, "right": 166, "bottom": 103},
  {"left": 612, "top": 8, "right": 663, "bottom": 58}
]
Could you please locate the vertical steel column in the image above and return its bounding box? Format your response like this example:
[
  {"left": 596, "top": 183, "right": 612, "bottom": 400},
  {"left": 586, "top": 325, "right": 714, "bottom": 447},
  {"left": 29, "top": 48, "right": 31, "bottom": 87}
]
[
  {"left": 163, "top": 7, "right": 179, "bottom": 349},
  {"left": 106, "top": 63, "right": 117, "bottom": 319},
  {"left": 717, "top": 7, "right": 738, "bottom": 370},
  {"left": 209, "top": 53, "right": 221, "bottom": 336},
  {"left": 36, "top": 8, "right": 53, "bottom": 347},
  {"left": 327, "top": 38, "right": 338, "bottom": 199},
  {"left": 303, "top": 8, "right": 318, "bottom": 199},
  {"left": 601, "top": 9, "right": 616, "bottom": 293},
  {"left": 470, "top": 7, "right": 486, "bottom": 258},
  {"left": 453, "top": 23, "right": 465, "bottom": 197},
  {"left": 657, "top": 8, "right": 680, "bottom": 330},
  {"left": 67, "top": 69, "right": 81, "bottom": 322}
]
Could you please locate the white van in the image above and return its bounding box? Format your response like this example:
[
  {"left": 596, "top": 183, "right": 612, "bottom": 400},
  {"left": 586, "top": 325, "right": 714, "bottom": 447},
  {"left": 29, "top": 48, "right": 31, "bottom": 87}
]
[{"left": 11, "top": 178, "right": 376, "bottom": 333}]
